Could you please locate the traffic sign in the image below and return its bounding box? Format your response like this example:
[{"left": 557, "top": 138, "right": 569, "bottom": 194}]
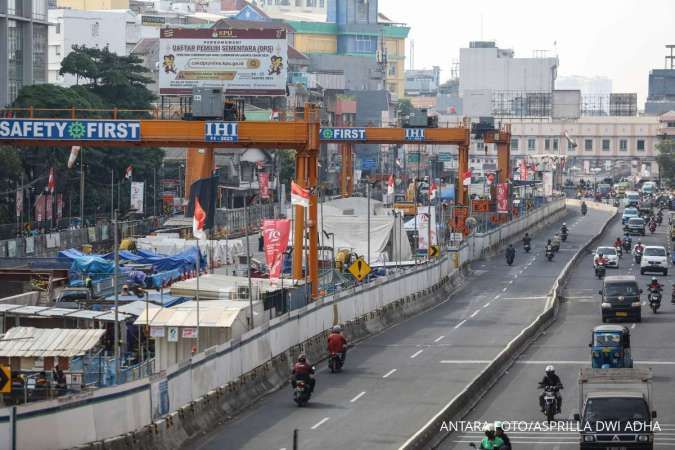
[
  {"left": 429, "top": 245, "right": 440, "bottom": 257},
  {"left": 348, "top": 258, "right": 371, "bottom": 282},
  {"left": 0, "top": 365, "right": 10, "bottom": 393}
]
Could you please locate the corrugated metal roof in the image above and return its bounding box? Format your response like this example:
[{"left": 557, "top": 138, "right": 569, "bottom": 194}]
[
  {"left": 0, "top": 327, "right": 105, "bottom": 357},
  {"left": 134, "top": 301, "right": 243, "bottom": 328},
  {"left": 0, "top": 303, "right": 130, "bottom": 323}
]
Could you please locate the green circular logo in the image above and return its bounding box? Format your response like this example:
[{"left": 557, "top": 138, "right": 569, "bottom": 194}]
[
  {"left": 68, "top": 121, "right": 86, "bottom": 139},
  {"left": 321, "top": 128, "right": 333, "bottom": 139}
]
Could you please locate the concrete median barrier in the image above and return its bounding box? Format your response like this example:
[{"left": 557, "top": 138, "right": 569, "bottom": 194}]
[{"left": 398, "top": 200, "right": 618, "bottom": 450}]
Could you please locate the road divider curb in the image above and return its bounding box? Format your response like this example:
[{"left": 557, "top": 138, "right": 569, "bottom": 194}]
[{"left": 398, "top": 200, "right": 619, "bottom": 450}]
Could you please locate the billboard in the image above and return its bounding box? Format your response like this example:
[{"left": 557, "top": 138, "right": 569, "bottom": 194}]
[
  {"left": 159, "top": 27, "right": 287, "bottom": 96},
  {"left": 131, "top": 182, "right": 144, "bottom": 213},
  {"left": 0, "top": 119, "right": 140, "bottom": 141}
]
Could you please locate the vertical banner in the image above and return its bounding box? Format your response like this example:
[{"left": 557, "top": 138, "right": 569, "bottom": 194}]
[
  {"left": 543, "top": 172, "right": 553, "bottom": 196},
  {"left": 130, "top": 181, "right": 145, "bottom": 213},
  {"left": 15, "top": 189, "right": 22, "bottom": 218},
  {"left": 519, "top": 160, "right": 528, "bottom": 181},
  {"left": 56, "top": 194, "right": 64, "bottom": 220},
  {"left": 409, "top": 206, "right": 436, "bottom": 250},
  {"left": 45, "top": 194, "right": 53, "bottom": 222},
  {"left": 496, "top": 183, "right": 509, "bottom": 213},
  {"left": 258, "top": 173, "right": 270, "bottom": 199},
  {"left": 262, "top": 219, "right": 291, "bottom": 278},
  {"left": 35, "top": 194, "right": 45, "bottom": 222}
]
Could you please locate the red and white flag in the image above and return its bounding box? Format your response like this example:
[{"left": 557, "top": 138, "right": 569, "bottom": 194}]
[
  {"left": 387, "top": 175, "right": 395, "bottom": 195},
  {"left": 47, "top": 168, "right": 56, "bottom": 193},
  {"left": 193, "top": 198, "right": 207, "bottom": 240},
  {"left": 429, "top": 181, "right": 438, "bottom": 200},
  {"left": 395, "top": 158, "right": 402, "bottom": 168},
  {"left": 67, "top": 146, "right": 80, "bottom": 169},
  {"left": 291, "top": 181, "right": 310, "bottom": 208},
  {"left": 462, "top": 170, "right": 472, "bottom": 186},
  {"left": 263, "top": 219, "right": 291, "bottom": 278},
  {"left": 124, "top": 165, "right": 133, "bottom": 180}
]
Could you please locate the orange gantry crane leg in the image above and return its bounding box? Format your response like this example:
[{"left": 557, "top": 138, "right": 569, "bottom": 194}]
[{"left": 340, "top": 143, "right": 353, "bottom": 197}]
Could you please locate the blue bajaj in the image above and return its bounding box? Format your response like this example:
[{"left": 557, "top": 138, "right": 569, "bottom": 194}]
[{"left": 590, "top": 325, "right": 633, "bottom": 369}]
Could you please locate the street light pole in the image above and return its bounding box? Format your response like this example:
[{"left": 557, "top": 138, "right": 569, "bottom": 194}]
[
  {"left": 80, "top": 148, "right": 85, "bottom": 225},
  {"left": 113, "top": 209, "right": 120, "bottom": 383}
]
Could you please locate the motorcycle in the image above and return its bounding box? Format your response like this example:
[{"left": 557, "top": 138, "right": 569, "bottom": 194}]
[
  {"left": 649, "top": 222, "right": 656, "bottom": 234},
  {"left": 622, "top": 240, "right": 631, "bottom": 252},
  {"left": 595, "top": 263, "right": 606, "bottom": 279},
  {"left": 615, "top": 246, "right": 622, "bottom": 258},
  {"left": 293, "top": 379, "right": 312, "bottom": 406},
  {"left": 561, "top": 231, "right": 568, "bottom": 242},
  {"left": 649, "top": 289, "right": 662, "bottom": 314},
  {"left": 546, "top": 248, "right": 554, "bottom": 261},
  {"left": 634, "top": 249, "right": 643, "bottom": 264},
  {"left": 581, "top": 204, "right": 588, "bottom": 216},
  {"left": 328, "top": 352, "right": 343, "bottom": 373},
  {"left": 540, "top": 385, "right": 561, "bottom": 422},
  {"left": 524, "top": 242, "right": 531, "bottom": 253},
  {"left": 671, "top": 285, "right": 675, "bottom": 304}
]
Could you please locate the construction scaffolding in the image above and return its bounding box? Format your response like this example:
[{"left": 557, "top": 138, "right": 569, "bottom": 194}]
[
  {"left": 492, "top": 91, "right": 552, "bottom": 118},
  {"left": 609, "top": 93, "right": 638, "bottom": 116}
]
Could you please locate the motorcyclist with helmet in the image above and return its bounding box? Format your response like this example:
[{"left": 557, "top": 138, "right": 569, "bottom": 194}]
[
  {"left": 633, "top": 240, "right": 645, "bottom": 255},
  {"left": 648, "top": 277, "right": 663, "bottom": 293},
  {"left": 538, "top": 365, "right": 563, "bottom": 413},
  {"left": 478, "top": 424, "right": 504, "bottom": 450},
  {"left": 561, "top": 222, "right": 568, "bottom": 235},
  {"left": 291, "top": 354, "right": 316, "bottom": 394},
  {"left": 594, "top": 251, "right": 608, "bottom": 275},
  {"left": 551, "top": 234, "right": 561, "bottom": 252},
  {"left": 327, "top": 325, "right": 348, "bottom": 366}
]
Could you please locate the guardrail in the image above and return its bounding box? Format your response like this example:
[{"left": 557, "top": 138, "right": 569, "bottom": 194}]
[{"left": 398, "top": 200, "right": 619, "bottom": 449}]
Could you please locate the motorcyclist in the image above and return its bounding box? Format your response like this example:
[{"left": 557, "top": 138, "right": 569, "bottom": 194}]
[
  {"left": 494, "top": 422, "right": 511, "bottom": 450},
  {"left": 613, "top": 237, "right": 623, "bottom": 249},
  {"left": 623, "top": 234, "right": 632, "bottom": 248},
  {"left": 648, "top": 277, "right": 663, "bottom": 293},
  {"left": 327, "top": 325, "right": 348, "bottom": 365},
  {"left": 505, "top": 244, "right": 516, "bottom": 264},
  {"left": 581, "top": 201, "right": 588, "bottom": 215},
  {"left": 291, "top": 353, "right": 316, "bottom": 394},
  {"left": 539, "top": 365, "right": 563, "bottom": 413},
  {"left": 551, "top": 234, "right": 561, "bottom": 251},
  {"left": 522, "top": 233, "right": 532, "bottom": 247},
  {"left": 545, "top": 239, "right": 553, "bottom": 253},
  {"left": 479, "top": 424, "right": 504, "bottom": 450},
  {"left": 561, "top": 223, "right": 568, "bottom": 234},
  {"left": 594, "top": 252, "right": 608, "bottom": 269},
  {"left": 633, "top": 240, "right": 644, "bottom": 255}
]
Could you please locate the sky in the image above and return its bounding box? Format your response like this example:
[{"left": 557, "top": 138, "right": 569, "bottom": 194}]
[{"left": 379, "top": 0, "right": 675, "bottom": 105}]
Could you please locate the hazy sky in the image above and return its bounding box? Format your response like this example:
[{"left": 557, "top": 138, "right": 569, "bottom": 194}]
[{"left": 380, "top": 0, "right": 675, "bottom": 104}]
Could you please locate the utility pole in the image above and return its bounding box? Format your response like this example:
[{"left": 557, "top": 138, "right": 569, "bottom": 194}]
[
  {"left": 113, "top": 209, "right": 120, "bottom": 383},
  {"left": 367, "top": 183, "right": 371, "bottom": 264},
  {"left": 244, "top": 191, "right": 254, "bottom": 329},
  {"left": 80, "top": 148, "right": 85, "bottom": 225}
]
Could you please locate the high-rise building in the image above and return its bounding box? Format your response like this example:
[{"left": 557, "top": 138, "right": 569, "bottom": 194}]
[
  {"left": 644, "top": 45, "right": 675, "bottom": 115},
  {"left": 0, "top": 0, "right": 50, "bottom": 107}
]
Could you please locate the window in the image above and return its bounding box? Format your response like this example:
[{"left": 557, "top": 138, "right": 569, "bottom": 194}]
[
  {"left": 91, "top": 22, "right": 100, "bottom": 37},
  {"left": 619, "top": 139, "right": 627, "bottom": 151},
  {"left": 667, "top": 122, "right": 675, "bottom": 128},
  {"left": 544, "top": 138, "right": 550, "bottom": 151},
  {"left": 602, "top": 139, "right": 610, "bottom": 151},
  {"left": 637, "top": 139, "right": 645, "bottom": 152},
  {"left": 528, "top": 138, "right": 536, "bottom": 151},
  {"left": 552, "top": 138, "right": 559, "bottom": 151},
  {"left": 510, "top": 138, "right": 519, "bottom": 151},
  {"left": 567, "top": 141, "right": 575, "bottom": 151},
  {"left": 388, "top": 64, "right": 396, "bottom": 76},
  {"left": 353, "top": 35, "right": 376, "bottom": 53},
  {"left": 584, "top": 139, "right": 593, "bottom": 151},
  {"left": 56, "top": 23, "right": 61, "bottom": 34},
  {"left": 8, "top": 20, "right": 24, "bottom": 104},
  {"left": 32, "top": 25, "right": 48, "bottom": 83}
]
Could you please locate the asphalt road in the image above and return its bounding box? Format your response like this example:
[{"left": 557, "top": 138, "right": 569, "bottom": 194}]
[
  {"left": 191, "top": 206, "right": 613, "bottom": 450},
  {"left": 443, "top": 209, "right": 675, "bottom": 449}
]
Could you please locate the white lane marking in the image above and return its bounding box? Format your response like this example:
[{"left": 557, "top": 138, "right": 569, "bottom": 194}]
[
  {"left": 502, "top": 287, "right": 508, "bottom": 292},
  {"left": 514, "top": 274, "right": 519, "bottom": 279},
  {"left": 470, "top": 310, "right": 480, "bottom": 318},
  {"left": 454, "top": 319, "right": 466, "bottom": 329},
  {"left": 483, "top": 302, "right": 491, "bottom": 308},
  {"left": 493, "top": 294, "right": 501, "bottom": 300},
  {"left": 631, "top": 323, "right": 636, "bottom": 329},
  {"left": 451, "top": 440, "right": 576, "bottom": 445},
  {"left": 350, "top": 391, "right": 366, "bottom": 403},
  {"left": 502, "top": 296, "right": 547, "bottom": 301},
  {"left": 508, "top": 280, "right": 513, "bottom": 284},
  {"left": 440, "top": 360, "right": 490, "bottom": 364},
  {"left": 516, "top": 360, "right": 587, "bottom": 364},
  {"left": 410, "top": 349, "right": 424, "bottom": 359},
  {"left": 382, "top": 369, "right": 397, "bottom": 378},
  {"left": 434, "top": 335, "right": 445, "bottom": 343},
  {"left": 311, "top": 417, "right": 330, "bottom": 430}
]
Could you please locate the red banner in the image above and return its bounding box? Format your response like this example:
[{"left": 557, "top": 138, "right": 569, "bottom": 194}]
[
  {"left": 57, "top": 194, "right": 63, "bottom": 220},
  {"left": 263, "top": 219, "right": 291, "bottom": 278},
  {"left": 496, "top": 183, "right": 509, "bottom": 213},
  {"left": 36, "top": 195, "right": 46, "bottom": 222},
  {"left": 258, "top": 173, "right": 270, "bottom": 199},
  {"left": 45, "top": 194, "right": 53, "bottom": 222}
]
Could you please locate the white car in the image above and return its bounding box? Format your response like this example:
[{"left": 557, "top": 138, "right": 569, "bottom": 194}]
[
  {"left": 594, "top": 246, "right": 619, "bottom": 268},
  {"left": 640, "top": 246, "right": 669, "bottom": 276}
]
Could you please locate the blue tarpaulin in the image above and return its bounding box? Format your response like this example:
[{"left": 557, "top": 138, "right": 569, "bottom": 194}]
[
  {"left": 58, "top": 248, "right": 86, "bottom": 260},
  {"left": 69, "top": 256, "right": 115, "bottom": 280}
]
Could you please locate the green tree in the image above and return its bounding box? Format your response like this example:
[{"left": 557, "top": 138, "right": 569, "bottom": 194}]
[
  {"left": 656, "top": 139, "right": 674, "bottom": 185},
  {"left": 396, "top": 98, "right": 415, "bottom": 124}
]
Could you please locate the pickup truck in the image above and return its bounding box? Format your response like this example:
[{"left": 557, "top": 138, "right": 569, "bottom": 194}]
[{"left": 575, "top": 368, "right": 657, "bottom": 450}]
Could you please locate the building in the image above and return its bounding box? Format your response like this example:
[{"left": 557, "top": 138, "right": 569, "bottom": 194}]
[
  {"left": 459, "top": 41, "right": 558, "bottom": 117},
  {"left": 405, "top": 66, "right": 440, "bottom": 96},
  {"left": 0, "top": 0, "right": 49, "bottom": 107},
  {"left": 250, "top": 0, "right": 327, "bottom": 21},
  {"left": 506, "top": 116, "right": 660, "bottom": 177},
  {"left": 645, "top": 69, "right": 675, "bottom": 115},
  {"left": 55, "top": 0, "right": 129, "bottom": 10},
  {"left": 556, "top": 75, "right": 612, "bottom": 96},
  {"left": 48, "top": 9, "right": 141, "bottom": 86}
]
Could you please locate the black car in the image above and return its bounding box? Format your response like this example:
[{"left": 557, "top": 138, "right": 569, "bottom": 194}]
[
  {"left": 624, "top": 217, "right": 646, "bottom": 236},
  {"left": 599, "top": 275, "right": 642, "bottom": 323}
]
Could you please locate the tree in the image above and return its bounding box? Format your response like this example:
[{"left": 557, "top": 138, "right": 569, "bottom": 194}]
[
  {"left": 396, "top": 98, "right": 415, "bottom": 124},
  {"left": 656, "top": 138, "right": 675, "bottom": 185}
]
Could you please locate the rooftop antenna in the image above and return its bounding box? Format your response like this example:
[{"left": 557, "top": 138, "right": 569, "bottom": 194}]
[{"left": 666, "top": 45, "right": 675, "bottom": 69}]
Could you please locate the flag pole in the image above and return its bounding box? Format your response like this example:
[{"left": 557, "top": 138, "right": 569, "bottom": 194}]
[{"left": 196, "top": 240, "right": 200, "bottom": 352}]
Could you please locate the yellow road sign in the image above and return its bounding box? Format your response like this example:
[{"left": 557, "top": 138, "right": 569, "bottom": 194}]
[
  {"left": 348, "top": 258, "right": 371, "bottom": 282},
  {"left": 0, "top": 365, "right": 10, "bottom": 393},
  {"left": 429, "top": 245, "right": 440, "bottom": 257}
]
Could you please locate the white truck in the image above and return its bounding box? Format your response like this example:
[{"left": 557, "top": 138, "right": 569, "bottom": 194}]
[{"left": 574, "top": 368, "right": 657, "bottom": 450}]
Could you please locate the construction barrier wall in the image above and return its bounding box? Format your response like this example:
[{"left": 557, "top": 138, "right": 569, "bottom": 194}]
[{"left": 0, "top": 199, "right": 565, "bottom": 450}]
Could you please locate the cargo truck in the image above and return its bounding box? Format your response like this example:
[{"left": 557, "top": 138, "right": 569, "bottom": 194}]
[{"left": 574, "top": 368, "right": 657, "bottom": 450}]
